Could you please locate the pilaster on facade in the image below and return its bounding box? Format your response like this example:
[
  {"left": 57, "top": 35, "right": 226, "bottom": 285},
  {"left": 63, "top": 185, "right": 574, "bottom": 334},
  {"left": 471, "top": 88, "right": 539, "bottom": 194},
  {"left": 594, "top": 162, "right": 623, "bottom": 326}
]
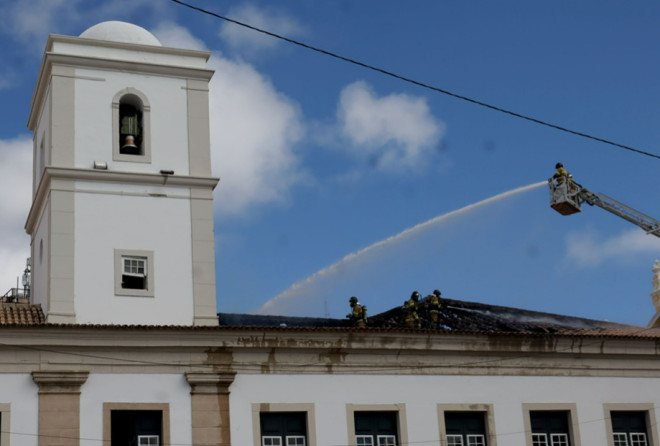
[
  {"left": 32, "top": 371, "right": 89, "bottom": 446},
  {"left": 186, "top": 371, "right": 236, "bottom": 446}
]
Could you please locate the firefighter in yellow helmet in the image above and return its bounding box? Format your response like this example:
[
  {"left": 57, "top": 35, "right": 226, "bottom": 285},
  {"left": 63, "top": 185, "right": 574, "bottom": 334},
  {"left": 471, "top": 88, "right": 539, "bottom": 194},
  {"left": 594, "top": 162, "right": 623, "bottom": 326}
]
[
  {"left": 347, "top": 296, "right": 367, "bottom": 328},
  {"left": 403, "top": 291, "right": 421, "bottom": 329},
  {"left": 428, "top": 289, "right": 442, "bottom": 326},
  {"left": 553, "top": 162, "right": 569, "bottom": 183}
]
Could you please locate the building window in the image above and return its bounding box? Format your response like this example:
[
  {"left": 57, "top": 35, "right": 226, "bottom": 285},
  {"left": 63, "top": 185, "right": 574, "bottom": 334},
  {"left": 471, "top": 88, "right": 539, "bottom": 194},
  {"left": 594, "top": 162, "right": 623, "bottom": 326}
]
[
  {"left": 354, "top": 411, "right": 399, "bottom": 446},
  {"left": 444, "top": 411, "right": 488, "bottom": 446},
  {"left": 112, "top": 88, "right": 151, "bottom": 163},
  {"left": 104, "top": 404, "right": 169, "bottom": 446},
  {"left": 611, "top": 412, "right": 649, "bottom": 446},
  {"left": 260, "top": 412, "right": 307, "bottom": 446},
  {"left": 122, "top": 256, "right": 147, "bottom": 290},
  {"left": 111, "top": 410, "right": 161, "bottom": 446},
  {"left": 252, "top": 404, "right": 317, "bottom": 446},
  {"left": 114, "top": 249, "right": 154, "bottom": 297},
  {"left": 529, "top": 411, "right": 572, "bottom": 446},
  {"left": 439, "top": 404, "right": 496, "bottom": 446}
]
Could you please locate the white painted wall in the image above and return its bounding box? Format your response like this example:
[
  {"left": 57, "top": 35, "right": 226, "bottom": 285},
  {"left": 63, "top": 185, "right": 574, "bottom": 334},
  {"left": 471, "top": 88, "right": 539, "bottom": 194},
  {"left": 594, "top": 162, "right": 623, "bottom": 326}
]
[
  {"left": 0, "top": 374, "right": 39, "bottom": 446},
  {"left": 33, "top": 88, "right": 51, "bottom": 194},
  {"left": 80, "top": 373, "right": 192, "bottom": 445},
  {"left": 31, "top": 200, "right": 50, "bottom": 312},
  {"left": 74, "top": 67, "right": 189, "bottom": 175},
  {"left": 74, "top": 187, "right": 194, "bottom": 325},
  {"left": 230, "top": 374, "right": 660, "bottom": 446}
]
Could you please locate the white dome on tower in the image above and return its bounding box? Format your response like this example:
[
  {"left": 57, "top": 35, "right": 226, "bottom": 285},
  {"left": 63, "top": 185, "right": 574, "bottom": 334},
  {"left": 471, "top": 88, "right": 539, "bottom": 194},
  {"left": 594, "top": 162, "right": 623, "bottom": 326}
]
[{"left": 79, "top": 21, "right": 161, "bottom": 46}]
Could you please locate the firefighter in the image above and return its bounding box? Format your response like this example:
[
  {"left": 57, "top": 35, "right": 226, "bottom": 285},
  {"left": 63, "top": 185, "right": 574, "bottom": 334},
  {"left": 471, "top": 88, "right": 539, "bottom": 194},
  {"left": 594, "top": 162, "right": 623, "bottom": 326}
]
[
  {"left": 553, "top": 162, "right": 570, "bottom": 183},
  {"left": 347, "top": 296, "right": 367, "bottom": 328},
  {"left": 428, "top": 289, "right": 442, "bottom": 325},
  {"left": 403, "top": 291, "right": 421, "bottom": 329}
]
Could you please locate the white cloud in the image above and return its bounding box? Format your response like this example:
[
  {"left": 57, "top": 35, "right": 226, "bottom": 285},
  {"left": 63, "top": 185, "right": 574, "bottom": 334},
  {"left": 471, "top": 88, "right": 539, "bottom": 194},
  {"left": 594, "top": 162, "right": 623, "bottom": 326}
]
[
  {"left": 209, "top": 55, "right": 305, "bottom": 215},
  {"left": 0, "top": 136, "right": 32, "bottom": 292},
  {"left": 337, "top": 81, "right": 444, "bottom": 171},
  {"left": 566, "top": 228, "right": 660, "bottom": 267},
  {"left": 218, "top": 3, "right": 303, "bottom": 54},
  {"left": 0, "top": 0, "right": 171, "bottom": 51},
  {"left": 152, "top": 21, "right": 208, "bottom": 51},
  {"left": 153, "top": 21, "right": 307, "bottom": 216}
]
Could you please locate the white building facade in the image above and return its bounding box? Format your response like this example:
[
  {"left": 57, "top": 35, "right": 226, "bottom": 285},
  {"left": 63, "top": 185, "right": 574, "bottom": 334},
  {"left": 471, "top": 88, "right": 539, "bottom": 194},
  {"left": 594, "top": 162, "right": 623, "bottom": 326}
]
[{"left": 0, "top": 20, "right": 658, "bottom": 446}]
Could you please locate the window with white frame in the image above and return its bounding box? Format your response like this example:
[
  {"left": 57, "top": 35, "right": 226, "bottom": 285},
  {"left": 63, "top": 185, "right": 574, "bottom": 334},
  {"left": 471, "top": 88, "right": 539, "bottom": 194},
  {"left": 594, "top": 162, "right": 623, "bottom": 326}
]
[
  {"left": 262, "top": 436, "right": 282, "bottom": 446},
  {"left": 467, "top": 434, "right": 486, "bottom": 446},
  {"left": 611, "top": 412, "right": 649, "bottom": 446},
  {"left": 137, "top": 435, "right": 159, "bottom": 446},
  {"left": 354, "top": 411, "right": 398, "bottom": 446},
  {"left": 356, "top": 435, "right": 374, "bottom": 446},
  {"left": 377, "top": 435, "right": 396, "bottom": 446},
  {"left": 260, "top": 412, "right": 307, "bottom": 446},
  {"left": 532, "top": 434, "right": 548, "bottom": 446},
  {"left": 529, "top": 411, "right": 572, "bottom": 446},
  {"left": 114, "top": 250, "right": 154, "bottom": 297},
  {"left": 447, "top": 435, "right": 464, "bottom": 446},
  {"left": 444, "top": 412, "right": 488, "bottom": 446},
  {"left": 286, "top": 436, "right": 306, "bottom": 446},
  {"left": 122, "top": 256, "right": 147, "bottom": 289}
]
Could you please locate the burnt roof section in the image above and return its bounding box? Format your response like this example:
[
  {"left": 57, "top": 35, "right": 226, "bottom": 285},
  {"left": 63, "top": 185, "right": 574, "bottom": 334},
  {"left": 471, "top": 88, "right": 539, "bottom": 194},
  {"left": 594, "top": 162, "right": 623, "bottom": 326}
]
[
  {"left": 219, "top": 313, "right": 348, "bottom": 328},
  {"left": 367, "top": 296, "right": 632, "bottom": 333},
  {"left": 0, "top": 297, "right": 640, "bottom": 338},
  {"left": 219, "top": 296, "right": 634, "bottom": 334}
]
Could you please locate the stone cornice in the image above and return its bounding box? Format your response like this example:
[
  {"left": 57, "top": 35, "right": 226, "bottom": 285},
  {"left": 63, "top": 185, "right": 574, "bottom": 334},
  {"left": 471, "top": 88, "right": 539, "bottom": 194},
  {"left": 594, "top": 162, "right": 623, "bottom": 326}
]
[
  {"left": 25, "top": 167, "right": 219, "bottom": 234},
  {"left": 32, "top": 370, "right": 89, "bottom": 394},
  {"left": 186, "top": 372, "right": 236, "bottom": 394},
  {"left": 1, "top": 326, "right": 660, "bottom": 378},
  {"left": 46, "top": 34, "right": 212, "bottom": 60}
]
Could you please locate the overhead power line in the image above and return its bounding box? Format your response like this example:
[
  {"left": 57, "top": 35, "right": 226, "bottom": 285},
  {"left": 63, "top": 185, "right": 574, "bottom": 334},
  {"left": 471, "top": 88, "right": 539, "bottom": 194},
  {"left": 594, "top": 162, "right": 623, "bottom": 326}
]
[{"left": 168, "top": 0, "right": 660, "bottom": 161}]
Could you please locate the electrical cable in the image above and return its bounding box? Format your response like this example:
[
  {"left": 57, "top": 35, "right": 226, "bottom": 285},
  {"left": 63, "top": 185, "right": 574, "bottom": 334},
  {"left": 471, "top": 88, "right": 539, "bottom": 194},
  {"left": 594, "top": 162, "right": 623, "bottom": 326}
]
[{"left": 168, "top": 0, "right": 660, "bottom": 161}]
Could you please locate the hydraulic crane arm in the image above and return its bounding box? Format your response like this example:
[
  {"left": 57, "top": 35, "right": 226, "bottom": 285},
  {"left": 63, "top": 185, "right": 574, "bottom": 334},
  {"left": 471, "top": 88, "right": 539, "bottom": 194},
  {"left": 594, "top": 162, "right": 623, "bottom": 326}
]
[
  {"left": 579, "top": 189, "right": 660, "bottom": 237},
  {"left": 548, "top": 171, "right": 660, "bottom": 238}
]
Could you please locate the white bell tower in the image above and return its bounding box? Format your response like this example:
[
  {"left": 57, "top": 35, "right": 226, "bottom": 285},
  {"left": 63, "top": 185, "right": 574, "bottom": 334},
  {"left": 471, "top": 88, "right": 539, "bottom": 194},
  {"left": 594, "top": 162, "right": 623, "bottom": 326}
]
[{"left": 25, "top": 21, "right": 219, "bottom": 326}]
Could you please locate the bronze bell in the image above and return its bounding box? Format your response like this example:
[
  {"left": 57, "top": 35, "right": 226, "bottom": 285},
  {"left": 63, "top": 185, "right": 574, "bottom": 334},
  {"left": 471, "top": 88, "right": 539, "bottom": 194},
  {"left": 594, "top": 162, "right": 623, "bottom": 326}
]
[{"left": 122, "top": 135, "right": 138, "bottom": 149}]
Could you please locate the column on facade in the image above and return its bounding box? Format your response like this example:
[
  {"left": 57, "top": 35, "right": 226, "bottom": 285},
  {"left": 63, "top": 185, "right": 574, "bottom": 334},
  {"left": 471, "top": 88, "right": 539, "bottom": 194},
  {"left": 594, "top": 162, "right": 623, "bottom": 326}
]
[
  {"left": 186, "top": 371, "right": 236, "bottom": 446},
  {"left": 32, "top": 371, "right": 89, "bottom": 446}
]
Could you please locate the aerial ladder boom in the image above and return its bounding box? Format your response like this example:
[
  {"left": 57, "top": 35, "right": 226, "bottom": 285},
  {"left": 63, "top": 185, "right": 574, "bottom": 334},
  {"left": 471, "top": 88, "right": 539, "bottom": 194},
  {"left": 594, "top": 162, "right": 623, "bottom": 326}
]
[{"left": 548, "top": 170, "right": 660, "bottom": 238}]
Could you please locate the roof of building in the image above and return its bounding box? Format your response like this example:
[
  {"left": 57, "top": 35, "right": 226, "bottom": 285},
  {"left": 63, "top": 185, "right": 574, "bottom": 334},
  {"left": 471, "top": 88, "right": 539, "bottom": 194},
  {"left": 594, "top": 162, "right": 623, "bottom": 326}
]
[
  {"left": 0, "top": 297, "right": 656, "bottom": 339},
  {"left": 79, "top": 21, "right": 162, "bottom": 47},
  {"left": 219, "top": 295, "right": 633, "bottom": 333},
  {"left": 0, "top": 303, "right": 46, "bottom": 325}
]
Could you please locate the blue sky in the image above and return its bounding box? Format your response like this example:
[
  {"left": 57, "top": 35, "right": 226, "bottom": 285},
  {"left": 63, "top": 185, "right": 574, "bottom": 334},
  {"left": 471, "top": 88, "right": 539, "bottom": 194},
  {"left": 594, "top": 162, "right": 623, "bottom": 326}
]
[{"left": 0, "top": 1, "right": 658, "bottom": 325}]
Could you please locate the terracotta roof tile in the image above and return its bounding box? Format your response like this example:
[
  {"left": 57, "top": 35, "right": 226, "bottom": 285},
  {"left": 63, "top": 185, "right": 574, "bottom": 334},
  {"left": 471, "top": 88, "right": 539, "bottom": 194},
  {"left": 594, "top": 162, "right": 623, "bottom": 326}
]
[{"left": 0, "top": 303, "right": 46, "bottom": 325}]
